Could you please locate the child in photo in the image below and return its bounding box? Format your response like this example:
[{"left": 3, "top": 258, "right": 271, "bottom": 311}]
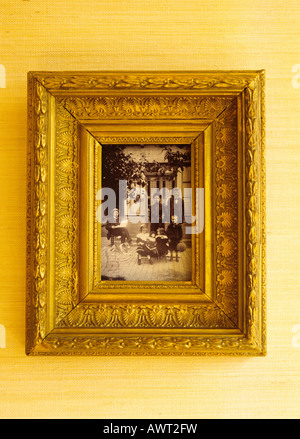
[
  {"left": 166, "top": 215, "right": 183, "bottom": 262},
  {"left": 136, "top": 225, "right": 157, "bottom": 265}
]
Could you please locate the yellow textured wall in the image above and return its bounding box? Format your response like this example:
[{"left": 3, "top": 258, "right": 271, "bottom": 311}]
[{"left": 0, "top": 0, "right": 299, "bottom": 419}]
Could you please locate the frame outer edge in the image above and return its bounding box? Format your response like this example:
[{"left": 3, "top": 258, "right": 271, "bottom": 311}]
[
  {"left": 26, "top": 75, "right": 50, "bottom": 354},
  {"left": 26, "top": 73, "right": 34, "bottom": 354},
  {"left": 244, "top": 71, "right": 266, "bottom": 355},
  {"left": 26, "top": 71, "right": 266, "bottom": 356},
  {"left": 260, "top": 70, "right": 267, "bottom": 355}
]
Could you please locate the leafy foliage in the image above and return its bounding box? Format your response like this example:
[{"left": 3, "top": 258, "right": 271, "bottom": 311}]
[{"left": 102, "top": 144, "right": 191, "bottom": 195}]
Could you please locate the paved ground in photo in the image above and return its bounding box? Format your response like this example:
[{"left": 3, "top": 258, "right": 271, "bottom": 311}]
[{"left": 101, "top": 239, "right": 192, "bottom": 281}]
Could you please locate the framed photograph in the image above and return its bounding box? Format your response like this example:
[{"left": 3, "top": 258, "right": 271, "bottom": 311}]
[{"left": 26, "top": 71, "right": 266, "bottom": 355}]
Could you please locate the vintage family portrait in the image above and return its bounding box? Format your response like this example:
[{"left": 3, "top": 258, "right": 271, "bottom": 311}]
[{"left": 99, "top": 144, "right": 193, "bottom": 282}]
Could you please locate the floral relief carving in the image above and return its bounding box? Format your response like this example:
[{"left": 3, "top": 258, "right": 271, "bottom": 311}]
[
  {"left": 40, "top": 334, "right": 261, "bottom": 356},
  {"left": 36, "top": 72, "right": 256, "bottom": 92},
  {"left": 57, "top": 96, "right": 234, "bottom": 121},
  {"left": 55, "top": 104, "right": 79, "bottom": 323},
  {"left": 27, "top": 80, "right": 49, "bottom": 349},
  {"left": 244, "top": 75, "right": 265, "bottom": 347},
  {"left": 57, "top": 303, "right": 233, "bottom": 329},
  {"left": 215, "top": 101, "right": 239, "bottom": 323}
]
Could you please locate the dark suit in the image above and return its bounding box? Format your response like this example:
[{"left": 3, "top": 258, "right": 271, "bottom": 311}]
[{"left": 166, "top": 223, "right": 183, "bottom": 251}]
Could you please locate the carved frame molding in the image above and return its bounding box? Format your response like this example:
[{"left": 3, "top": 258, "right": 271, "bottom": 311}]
[{"left": 26, "top": 71, "right": 266, "bottom": 355}]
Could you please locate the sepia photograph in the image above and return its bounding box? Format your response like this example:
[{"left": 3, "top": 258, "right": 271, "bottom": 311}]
[{"left": 99, "top": 144, "right": 192, "bottom": 281}]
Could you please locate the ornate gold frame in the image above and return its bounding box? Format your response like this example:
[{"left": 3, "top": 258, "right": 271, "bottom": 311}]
[{"left": 26, "top": 71, "right": 266, "bottom": 356}]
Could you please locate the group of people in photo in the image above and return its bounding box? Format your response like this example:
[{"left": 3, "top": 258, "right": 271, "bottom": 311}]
[
  {"left": 104, "top": 206, "right": 185, "bottom": 265},
  {"left": 136, "top": 217, "right": 184, "bottom": 265}
]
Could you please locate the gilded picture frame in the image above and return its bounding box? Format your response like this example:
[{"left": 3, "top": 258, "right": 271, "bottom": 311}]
[{"left": 26, "top": 70, "right": 266, "bottom": 356}]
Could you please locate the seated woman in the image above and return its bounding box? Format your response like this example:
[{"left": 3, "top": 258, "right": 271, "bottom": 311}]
[
  {"left": 136, "top": 226, "right": 157, "bottom": 265},
  {"left": 105, "top": 208, "right": 132, "bottom": 247}
]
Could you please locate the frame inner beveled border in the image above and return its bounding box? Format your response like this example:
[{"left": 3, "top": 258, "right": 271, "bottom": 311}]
[{"left": 79, "top": 123, "right": 212, "bottom": 302}]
